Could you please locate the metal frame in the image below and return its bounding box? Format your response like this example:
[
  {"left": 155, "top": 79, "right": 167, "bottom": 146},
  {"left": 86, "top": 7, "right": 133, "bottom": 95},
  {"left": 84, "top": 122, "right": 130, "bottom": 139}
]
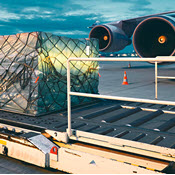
[
  {"left": 155, "top": 58, "right": 175, "bottom": 99},
  {"left": 67, "top": 56, "right": 175, "bottom": 137},
  {"left": 69, "top": 129, "right": 175, "bottom": 162}
]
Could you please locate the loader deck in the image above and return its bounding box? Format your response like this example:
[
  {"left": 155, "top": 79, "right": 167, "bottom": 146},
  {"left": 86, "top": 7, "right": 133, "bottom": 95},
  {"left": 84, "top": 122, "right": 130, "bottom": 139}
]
[{"left": 1, "top": 99, "right": 175, "bottom": 149}]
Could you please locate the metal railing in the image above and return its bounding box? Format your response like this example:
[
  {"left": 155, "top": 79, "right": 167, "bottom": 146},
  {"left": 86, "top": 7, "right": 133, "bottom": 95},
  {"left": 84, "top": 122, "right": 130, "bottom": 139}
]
[
  {"left": 67, "top": 56, "right": 175, "bottom": 137},
  {"left": 155, "top": 58, "right": 175, "bottom": 99}
]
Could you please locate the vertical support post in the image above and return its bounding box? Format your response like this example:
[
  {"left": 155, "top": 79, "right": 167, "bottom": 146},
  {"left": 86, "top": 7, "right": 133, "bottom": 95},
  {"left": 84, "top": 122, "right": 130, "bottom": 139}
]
[
  {"left": 155, "top": 61, "right": 158, "bottom": 99},
  {"left": 67, "top": 59, "right": 72, "bottom": 137}
]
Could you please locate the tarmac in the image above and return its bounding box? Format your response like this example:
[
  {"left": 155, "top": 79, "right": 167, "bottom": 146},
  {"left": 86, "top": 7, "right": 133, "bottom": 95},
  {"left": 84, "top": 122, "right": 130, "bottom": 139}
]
[
  {"left": 99, "top": 61, "right": 175, "bottom": 101},
  {"left": 1, "top": 59, "right": 175, "bottom": 174},
  {"left": 0, "top": 154, "right": 65, "bottom": 174}
]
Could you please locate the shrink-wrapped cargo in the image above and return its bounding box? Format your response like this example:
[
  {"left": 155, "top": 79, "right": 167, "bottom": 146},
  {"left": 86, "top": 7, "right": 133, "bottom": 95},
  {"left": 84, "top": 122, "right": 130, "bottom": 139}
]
[{"left": 0, "top": 32, "right": 99, "bottom": 116}]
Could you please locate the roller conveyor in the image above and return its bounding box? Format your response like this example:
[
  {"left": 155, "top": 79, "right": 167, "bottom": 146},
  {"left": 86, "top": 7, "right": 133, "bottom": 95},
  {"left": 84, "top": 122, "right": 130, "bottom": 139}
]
[
  {"left": 1, "top": 99, "right": 175, "bottom": 173},
  {"left": 1, "top": 99, "right": 175, "bottom": 148}
]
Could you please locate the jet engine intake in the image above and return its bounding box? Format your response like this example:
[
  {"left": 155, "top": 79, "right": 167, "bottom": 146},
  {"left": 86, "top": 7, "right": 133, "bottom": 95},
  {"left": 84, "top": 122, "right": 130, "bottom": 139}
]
[
  {"left": 89, "top": 24, "right": 131, "bottom": 52},
  {"left": 133, "top": 16, "right": 175, "bottom": 60}
]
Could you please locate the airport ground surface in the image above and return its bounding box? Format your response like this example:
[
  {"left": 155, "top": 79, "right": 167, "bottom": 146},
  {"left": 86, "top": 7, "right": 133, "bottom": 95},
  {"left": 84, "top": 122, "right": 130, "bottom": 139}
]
[
  {"left": 0, "top": 154, "right": 64, "bottom": 174},
  {"left": 99, "top": 61, "right": 175, "bottom": 101},
  {"left": 1, "top": 60, "right": 175, "bottom": 174}
]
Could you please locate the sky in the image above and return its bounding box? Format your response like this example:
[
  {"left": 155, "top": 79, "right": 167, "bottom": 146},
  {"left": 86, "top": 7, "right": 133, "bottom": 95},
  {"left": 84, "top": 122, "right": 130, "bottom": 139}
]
[
  {"left": 0, "top": 0, "right": 174, "bottom": 38},
  {"left": 0, "top": 0, "right": 174, "bottom": 53}
]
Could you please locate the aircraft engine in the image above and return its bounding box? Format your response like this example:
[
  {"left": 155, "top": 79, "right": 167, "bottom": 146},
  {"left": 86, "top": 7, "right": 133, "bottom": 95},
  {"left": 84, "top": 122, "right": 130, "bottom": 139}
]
[
  {"left": 133, "top": 16, "right": 175, "bottom": 60},
  {"left": 89, "top": 24, "right": 131, "bottom": 52}
]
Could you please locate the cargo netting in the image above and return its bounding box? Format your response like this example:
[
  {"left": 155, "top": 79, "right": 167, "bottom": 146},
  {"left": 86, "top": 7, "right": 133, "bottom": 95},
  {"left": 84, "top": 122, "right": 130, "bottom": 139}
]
[{"left": 0, "top": 32, "right": 99, "bottom": 116}]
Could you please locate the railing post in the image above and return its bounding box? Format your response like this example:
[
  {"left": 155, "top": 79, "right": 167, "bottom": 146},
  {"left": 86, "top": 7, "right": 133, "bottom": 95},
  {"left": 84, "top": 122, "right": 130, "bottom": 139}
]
[
  {"left": 67, "top": 59, "right": 72, "bottom": 137},
  {"left": 155, "top": 61, "right": 158, "bottom": 99}
]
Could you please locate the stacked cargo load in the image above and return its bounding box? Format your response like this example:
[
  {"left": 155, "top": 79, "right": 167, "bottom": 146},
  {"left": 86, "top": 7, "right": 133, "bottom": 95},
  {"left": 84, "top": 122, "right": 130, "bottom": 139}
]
[{"left": 0, "top": 32, "right": 99, "bottom": 116}]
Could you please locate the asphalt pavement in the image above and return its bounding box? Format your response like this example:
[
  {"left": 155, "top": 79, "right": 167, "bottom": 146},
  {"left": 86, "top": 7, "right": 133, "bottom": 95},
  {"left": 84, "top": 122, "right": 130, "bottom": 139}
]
[
  {"left": 99, "top": 61, "right": 175, "bottom": 101},
  {"left": 0, "top": 154, "right": 65, "bottom": 174}
]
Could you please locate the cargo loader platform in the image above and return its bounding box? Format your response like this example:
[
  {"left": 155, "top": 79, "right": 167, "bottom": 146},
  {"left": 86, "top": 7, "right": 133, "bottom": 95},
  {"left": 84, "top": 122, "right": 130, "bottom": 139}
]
[
  {"left": 1, "top": 99, "right": 175, "bottom": 173},
  {"left": 1, "top": 57, "right": 175, "bottom": 174}
]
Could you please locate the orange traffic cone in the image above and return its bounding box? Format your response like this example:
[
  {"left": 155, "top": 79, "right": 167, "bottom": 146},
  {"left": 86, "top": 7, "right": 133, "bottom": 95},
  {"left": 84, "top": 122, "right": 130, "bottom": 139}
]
[
  {"left": 128, "top": 62, "right": 131, "bottom": 68},
  {"left": 122, "top": 71, "right": 129, "bottom": 85}
]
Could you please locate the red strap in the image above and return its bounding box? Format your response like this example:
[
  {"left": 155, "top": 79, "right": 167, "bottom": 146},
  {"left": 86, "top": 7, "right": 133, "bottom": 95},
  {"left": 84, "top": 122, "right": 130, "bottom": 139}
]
[{"left": 35, "top": 76, "right": 39, "bottom": 83}]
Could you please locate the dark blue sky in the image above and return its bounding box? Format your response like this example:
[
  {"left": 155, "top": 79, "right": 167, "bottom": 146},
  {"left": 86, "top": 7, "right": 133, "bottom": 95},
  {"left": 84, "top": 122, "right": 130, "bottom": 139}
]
[{"left": 0, "top": 0, "right": 174, "bottom": 39}]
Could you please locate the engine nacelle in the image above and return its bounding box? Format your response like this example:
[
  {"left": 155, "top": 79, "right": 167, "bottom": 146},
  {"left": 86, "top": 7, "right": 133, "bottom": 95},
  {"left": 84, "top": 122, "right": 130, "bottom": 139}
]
[
  {"left": 89, "top": 24, "right": 131, "bottom": 52},
  {"left": 133, "top": 16, "right": 175, "bottom": 62}
]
